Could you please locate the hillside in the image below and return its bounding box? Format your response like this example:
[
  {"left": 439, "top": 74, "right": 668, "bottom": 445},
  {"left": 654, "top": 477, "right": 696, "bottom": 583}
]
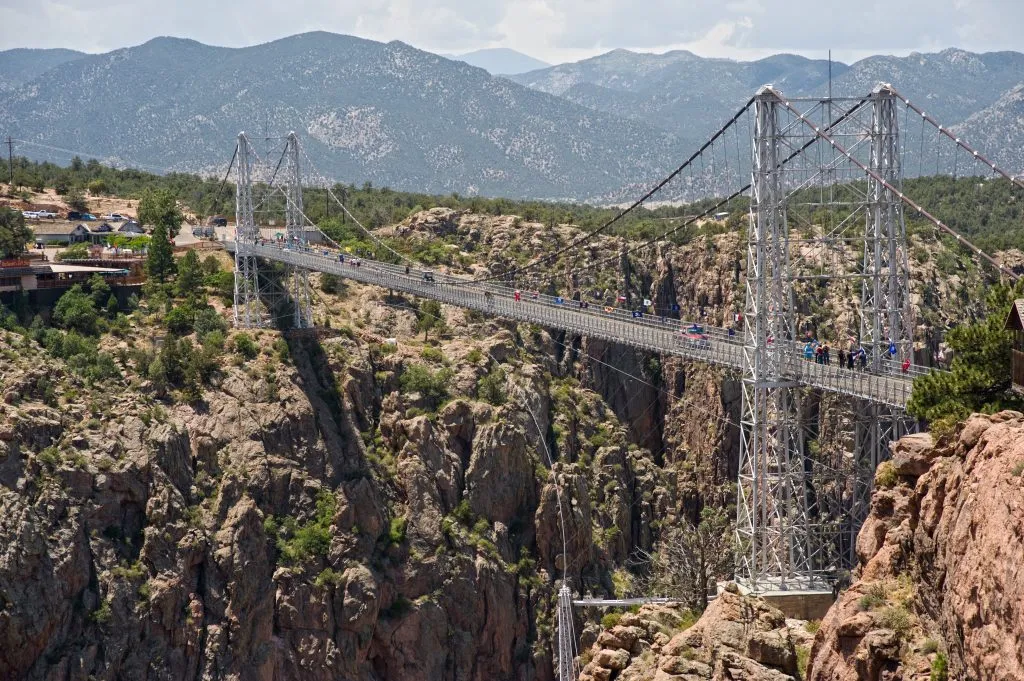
[
  {"left": 0, "top": 47, "right": 85, "bottom": 93},
  {"left": 0, "top": 33, "right": 679, "bottom": 203},
  {"left": 510, "top": 47, "right": 1024, "bottom": 166}
]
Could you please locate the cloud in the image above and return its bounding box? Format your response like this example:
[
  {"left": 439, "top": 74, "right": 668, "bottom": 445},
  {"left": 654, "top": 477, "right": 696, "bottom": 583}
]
[{"left": 1, "top": 0, "right": 1023, "bottom": 64}]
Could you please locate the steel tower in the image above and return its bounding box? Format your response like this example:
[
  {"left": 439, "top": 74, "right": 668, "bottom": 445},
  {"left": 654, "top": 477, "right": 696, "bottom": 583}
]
[
  {"left": 233, "top": 133, "right": 262, "bottom": 328},
  {"left": 284, "top": 132, "right": 313, "bottom": 329},
  {"left": 735, "top": 86, "right": 818, "bottom": 591},
  {"left": 850, "top": 85, "right": 915, "bottom": 562}
]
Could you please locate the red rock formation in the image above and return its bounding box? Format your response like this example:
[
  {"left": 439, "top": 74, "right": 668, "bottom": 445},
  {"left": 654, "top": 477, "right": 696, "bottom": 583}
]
[{"left": 808, "top": 412, "right": 1024, "bottom": 680}]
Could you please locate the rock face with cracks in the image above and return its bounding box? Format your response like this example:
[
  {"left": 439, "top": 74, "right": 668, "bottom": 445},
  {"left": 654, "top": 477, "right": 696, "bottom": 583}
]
[
  {"left": 577, "top": 589, "right": 799, "bottom": 681},
  {"left": 808, "top": 413, "right": 1024, "bottom": 681}
]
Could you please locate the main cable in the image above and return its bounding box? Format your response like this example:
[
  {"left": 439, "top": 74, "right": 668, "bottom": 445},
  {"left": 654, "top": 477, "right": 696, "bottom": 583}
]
[{"left": 463, "top": 97, "right": 758, "bottom": 285}]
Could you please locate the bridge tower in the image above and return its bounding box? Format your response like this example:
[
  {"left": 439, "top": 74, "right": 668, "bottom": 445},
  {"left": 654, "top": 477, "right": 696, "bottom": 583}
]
[
  {"left": 849, "top": 85, "right": 916, "bottom": 562},
  {"left": 735, "top": 86, "right": 820, "bottom": 591},
  {"left": 233, "top": 133, "right": 262, "bottom": 328},
  {"left": 556, "top": 584, "right": 575, "bottom": 680},
  {"left": 284, "top": 132, "right": 313, "bottom": 329}
]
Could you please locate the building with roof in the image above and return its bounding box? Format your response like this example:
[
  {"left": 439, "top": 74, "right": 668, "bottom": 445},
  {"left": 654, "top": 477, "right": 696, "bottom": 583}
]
[
  {"left": 0, "top": 260, "right": 142, "bottom": 306},
  {"left": 33, "top": 223, "right": 92, "bottom": 245},
  {"left": 1004, "top": 299, "right": 1024, "bottom": 393}
]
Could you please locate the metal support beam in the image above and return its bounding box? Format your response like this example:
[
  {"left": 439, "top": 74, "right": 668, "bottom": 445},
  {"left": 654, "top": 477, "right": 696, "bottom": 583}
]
[
  {"left": 233, "top": 133, "right": 262, "bottom": 328},
  {"left": 556, "top": 584, "right": 576, "bottom": 681},
  {"left": 736, "top": 86, "right": 820, "bottom": 591},
  {"left": 849, "top": 84, "right": 916, "bottom": 567},
  {"left": 284, "top": 132, "right": 313, "bottom": 329}
]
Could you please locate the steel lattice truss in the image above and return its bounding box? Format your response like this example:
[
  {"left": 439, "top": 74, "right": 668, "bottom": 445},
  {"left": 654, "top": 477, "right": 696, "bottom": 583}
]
[{"left": 231, "top": 80, "right": 1019, "bottom": 607}]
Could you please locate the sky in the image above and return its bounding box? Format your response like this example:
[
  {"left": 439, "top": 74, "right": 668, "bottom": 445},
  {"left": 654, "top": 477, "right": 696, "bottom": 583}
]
[{"left": 2, "top": 0, "right": 1024, "bottom": 64}]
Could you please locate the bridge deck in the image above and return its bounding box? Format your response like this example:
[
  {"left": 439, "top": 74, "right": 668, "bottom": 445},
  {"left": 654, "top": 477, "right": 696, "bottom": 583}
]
[{"left": 237, "top": 242, "right": 925, "bottom": 408}]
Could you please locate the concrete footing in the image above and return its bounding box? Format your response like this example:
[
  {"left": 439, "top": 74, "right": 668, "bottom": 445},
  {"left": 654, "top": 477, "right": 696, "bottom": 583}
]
[{"left": 728, "top": 583, "right": 835, "bottom": 620}]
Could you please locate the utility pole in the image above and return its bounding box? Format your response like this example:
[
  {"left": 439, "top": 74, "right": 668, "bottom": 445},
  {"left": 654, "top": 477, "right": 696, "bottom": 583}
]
[{"left": 6, "top": 136, "right": 13, "bottom": 189}]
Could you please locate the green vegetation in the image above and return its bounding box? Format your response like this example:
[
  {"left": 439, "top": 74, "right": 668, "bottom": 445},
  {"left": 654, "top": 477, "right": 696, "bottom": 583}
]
[
  {"left": 875, "top": 461, "right": 898, "bottom": 489},
  {"left": 600, "top": 612, "right": 622, "bottom": 628},
  {"left": 877, "top": 605, "right": 913, "bottom": 640},
  {"left": 477, "top": 366, "right": 507, "bottom": 406},
  {"left": 146, "top": 223, "right": 176, "bottom": 282},
  {"left": 398, "top": 364, "right": 452, "bottom": 409},
  {"left": 931, "top": 652, "right": 949, "bottom": 681},
  {"left": 275, "top": 490, "right": 337, "bottom": 564},
  {"left": 138, "top": 187, "right": 185, "bottom": 237},
  {"left": 858, "top": 582, "right": 888, "bottom": 611},
  {"left": 233, "top": 333, "right": 258, "bottom": 360},
  {"left": 416, "top": 299, "right": 445, "bottom": 340},
  {"left": 387, "top": 516, "right": 408, "bottom": 545},
  {"left": 0, "top": 208, "right": 32, "bottom": 258},
  {"left": 55, "top": 242, "right": 90, "bottom": 261},
  {"left": 909, "top": 283, "right": 1024, "bottom": 436},
  {"left": 89, "top": 599, "right": 113, "bottom": 625}
]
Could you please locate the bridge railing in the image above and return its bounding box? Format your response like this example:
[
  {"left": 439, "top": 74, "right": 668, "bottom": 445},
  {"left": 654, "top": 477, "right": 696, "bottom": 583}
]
[{"left": 241, "top": 242, "right": 929, "bottom": 408}]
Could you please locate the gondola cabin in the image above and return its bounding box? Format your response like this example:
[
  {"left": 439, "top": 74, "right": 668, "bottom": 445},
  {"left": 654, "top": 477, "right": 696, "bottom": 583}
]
[{"left": 1004, "top": 299, "right": 1024, "bottom": 393}]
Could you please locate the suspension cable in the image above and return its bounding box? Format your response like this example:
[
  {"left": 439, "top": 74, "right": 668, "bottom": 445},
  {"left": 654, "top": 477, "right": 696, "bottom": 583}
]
[
  {"left": 889, "top": 87, "right": 1024, "bottom": 193},
  {"left": 774, "top": 92, "right": 1018, "bottom": 280},
  {"left": 461, "top": 97, "right": 758, "bottom": 285}
]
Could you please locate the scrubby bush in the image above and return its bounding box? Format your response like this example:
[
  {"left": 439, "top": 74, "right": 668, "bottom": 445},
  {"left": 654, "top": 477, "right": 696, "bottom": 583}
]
[{"left": 233, "top": 332, "right": 258, "bottom": 360}]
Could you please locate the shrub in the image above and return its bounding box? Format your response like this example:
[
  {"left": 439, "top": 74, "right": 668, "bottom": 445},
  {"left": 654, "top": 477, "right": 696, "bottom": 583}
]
[
  {"left": 875, "top": 461, "right": 898, "bottom": 489},
  {"left": 1011, "top": 461, "right": 1024, "bottom": 477},
  {"left": 921, "top": 638, "right": 940, "bottom": 654},
  {"left": 89, "top": 599, "right": 112, "bottom": 625},
  {"left": 477, "top": 366, "right": 507, "bottom": 406},
  {"left": 877, "top": 605, "right": 912, "bottom": 640},
  {"left": 805, "top": 620, "right": 821, "bottom": 635},
  {"left": 194, "top": 307, "right": 228, "bottom": 339},
  {"left": 234, "top": 332, "right": 258, "bottom": 360},
  {"left": 420, "top": 345, "right": 444, "bottom": 363},
  {"left": 465, "top": 348, "right": 483, "bottom": 364},
  {"left": 276, "top": 490, "right": 336, "bottom": 564},
  {"left": 601, "top": 612, "right": 622, "bottom": 628},
  {"left": 398, "top": 364, "right": 451, "bottom": 407},
  {"left": 930, "top": 652, "right": 949, "bottom": 681},
  {"left": 315, "top": 568, "right": 344, "bottom": 588},
  {"left": 164, "top": 305, "right": 195, "bottom": 336},
  {"left": 388, "top": 516, "right": 408, "bottom": 545},
  {"left": 858, "top": 582, "right": 887, "bottom": 611}
]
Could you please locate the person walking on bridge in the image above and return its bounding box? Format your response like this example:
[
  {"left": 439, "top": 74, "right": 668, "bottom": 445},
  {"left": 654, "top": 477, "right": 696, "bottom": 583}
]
[
  {"left": 823, "top": 343, "right": 831, "bottom": 365},
  {"left": 838, "top": 347, "right": 846, "bottom": 368}
]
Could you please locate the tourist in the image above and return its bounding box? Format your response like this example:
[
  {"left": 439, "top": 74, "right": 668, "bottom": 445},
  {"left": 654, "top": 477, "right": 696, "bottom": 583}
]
[
  {"left": 823, "top": 343, "right": 831, "bottom": 365},
  {"left": 838, "top": 348, "right": 846, "bottom": 368}
]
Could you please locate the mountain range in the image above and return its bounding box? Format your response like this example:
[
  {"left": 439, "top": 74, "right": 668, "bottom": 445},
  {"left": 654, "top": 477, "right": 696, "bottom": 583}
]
[{"left": 2, "top": 33, "right": 1024, "bottom": 201}]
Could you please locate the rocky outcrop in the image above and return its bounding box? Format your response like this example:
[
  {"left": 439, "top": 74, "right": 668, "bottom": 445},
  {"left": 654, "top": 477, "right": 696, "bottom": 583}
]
[
  {"left": 577, "top": 589, "right": 798, "bottom": 681},
  {"left": 808, "top": 413, "right": 1024, "bottom": 680}
]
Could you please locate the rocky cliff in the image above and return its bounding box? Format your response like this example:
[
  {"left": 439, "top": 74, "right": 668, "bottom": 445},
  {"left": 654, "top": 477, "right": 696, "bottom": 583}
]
[{"left": 807, "top": 414, "right": 1024, "bottom": 680}]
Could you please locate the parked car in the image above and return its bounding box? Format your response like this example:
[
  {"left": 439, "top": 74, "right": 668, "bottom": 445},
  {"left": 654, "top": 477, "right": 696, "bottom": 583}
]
[
  {"left": 681, "top": 324, "right": 711, "bottom": 350},
  {"left": 36, "top": 210, "right": 57, "bottom": 218},
  {"left": 66, "top": 211, "right": 82, "bottom": 220},
  {"left": 208, "top": 216, "right": 228, "bottom": 227},
  {"left": 80, "top": 213, "right": 97, "bottom": 221},
  {"left": 21, "top": 210, "right": 39, "bottom": 219},
  {"left": 103, "top": 213, "right": 128, "bottom": 221}
]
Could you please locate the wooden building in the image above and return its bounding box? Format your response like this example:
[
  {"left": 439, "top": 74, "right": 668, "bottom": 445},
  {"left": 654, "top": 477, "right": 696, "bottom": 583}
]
[{"left": 1004, "top": 299, "right": 1024, "bottom": 393}]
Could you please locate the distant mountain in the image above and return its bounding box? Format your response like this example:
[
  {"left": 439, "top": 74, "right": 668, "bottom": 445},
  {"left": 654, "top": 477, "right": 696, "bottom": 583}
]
[
  {"left": 509, "top": 48, "right": 1024, "bottom": 159},
  {"left": 5, "top": 34, "right": 1024, "bottom": 203},
  {"left": 0, "top": 48, "right": 86, "bottom": 93},
  {"left": 450, "top": 48, "right": 550, "bottom": 75},
  {"left": 509, "top": 50, "right": 842, "bottom": 148},
  {"left": 0, "top": 33, "right": 679, "bottom": 202},
  {"left": 952, "top": 84, "right": 1024, "bottom": 172}
]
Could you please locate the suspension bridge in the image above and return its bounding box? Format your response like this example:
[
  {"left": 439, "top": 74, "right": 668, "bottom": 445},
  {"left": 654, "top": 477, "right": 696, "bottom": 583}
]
[{"left": 221, "top": 83, "right": 1022, "bottom": 677}]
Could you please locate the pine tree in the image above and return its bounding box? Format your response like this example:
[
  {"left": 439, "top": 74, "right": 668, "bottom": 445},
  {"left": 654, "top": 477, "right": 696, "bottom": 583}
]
[
  {"left": 175, "top": 249, "right": 203, "bottom": 298},
  {"left": 146, "top": 223, "right": 176, "bottom": 283},
  {"left": 908, "top": 283, "right": 1024, "bottom": 434}
]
